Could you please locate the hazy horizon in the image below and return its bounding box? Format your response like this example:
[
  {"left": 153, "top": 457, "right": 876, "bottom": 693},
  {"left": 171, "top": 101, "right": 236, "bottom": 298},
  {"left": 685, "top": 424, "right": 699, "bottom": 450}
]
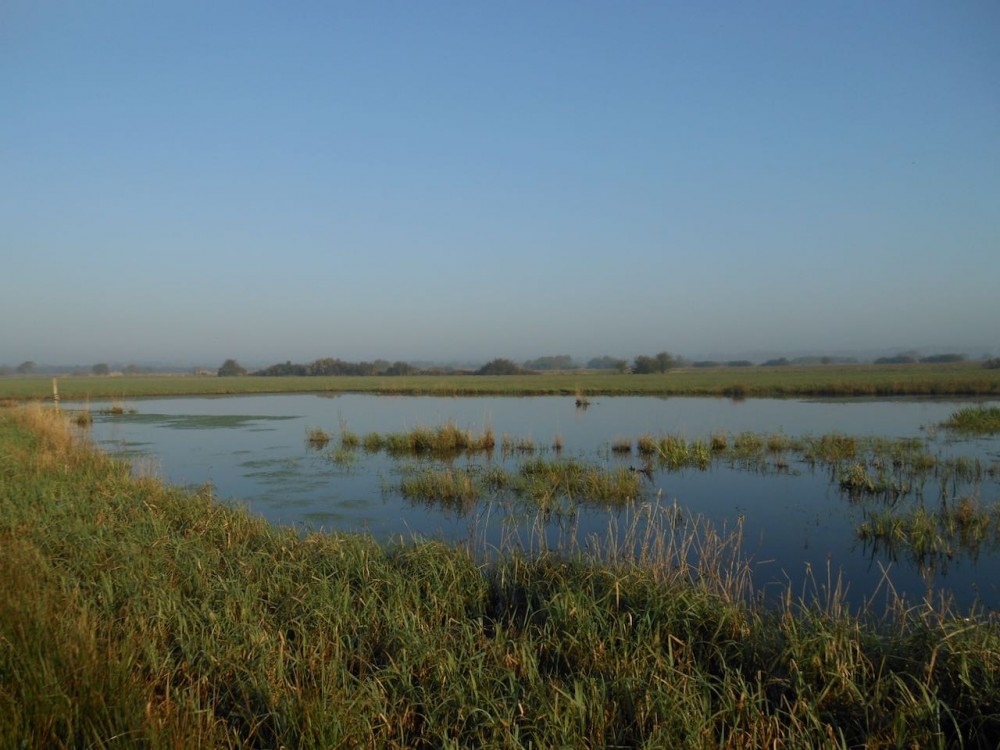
[{"left": 3, "top": 2, "right": 997, "bottom": 366}]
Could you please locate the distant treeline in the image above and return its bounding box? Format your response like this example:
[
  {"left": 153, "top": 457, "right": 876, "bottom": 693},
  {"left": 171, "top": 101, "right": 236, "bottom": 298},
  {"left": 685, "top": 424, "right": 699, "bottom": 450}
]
[
  {"left": 212, "top": 352, "right": 985, "bottom": 378},
  {"left": 249, "top": 358, "right": 419, "bottom": 377},
  {"left": 874, "top": 353, "right": 967, "bottom": 365}
]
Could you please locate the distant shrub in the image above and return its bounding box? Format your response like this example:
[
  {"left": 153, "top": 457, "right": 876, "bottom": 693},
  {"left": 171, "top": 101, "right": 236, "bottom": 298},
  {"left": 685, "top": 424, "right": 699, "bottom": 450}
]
[
  {"left": 920, "top": 354, "right": 966, "bottom": 364},
  {"left": 523, "top": 355, "right": 577, "bottom": 370},
  {"left": 632, "top": 352, "right": 677, "bottom": 374},
  {"left": 587, "top": 356, "right": 629, "bottom": 372},
  {"left": 475, "top": 358, "right": 530, "bottom": 375},
  {"left": 218, "top": 359, "right": 247, "bottom": 377},
  {"left": 985, "top": 358, "right": 1000, "bottom": 370},
  {"left": 760, "top": 358, "right": 789, "bottom": 367},
  {"left": 385, "top": 361, "right": 417, "bottom": 376},
  {"left": 874, "top": 356, "right": 917, "bottom": 365}
]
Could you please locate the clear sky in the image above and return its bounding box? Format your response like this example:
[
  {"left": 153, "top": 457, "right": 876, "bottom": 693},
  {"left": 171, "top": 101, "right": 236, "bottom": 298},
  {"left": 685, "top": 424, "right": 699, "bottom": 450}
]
[{"left": 2, "top": 1, "right": 998, "bottom": 366}]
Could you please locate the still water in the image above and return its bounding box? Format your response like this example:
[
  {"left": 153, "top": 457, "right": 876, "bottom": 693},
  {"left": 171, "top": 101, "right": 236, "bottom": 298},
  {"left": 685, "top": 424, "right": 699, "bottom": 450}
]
[{"left": 89, "top": 394, "right": 1000, "bottom": 612}]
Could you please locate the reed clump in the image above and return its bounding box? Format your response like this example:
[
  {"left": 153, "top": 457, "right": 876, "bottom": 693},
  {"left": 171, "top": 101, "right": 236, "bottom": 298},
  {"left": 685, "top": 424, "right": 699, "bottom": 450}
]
[
  {"left": 305, "top": 427, "right": 331, "bottom": 448},
  {"left": 380, "top": 422, "right": 495, "bottom": 457},
  {"left": 942, "top": 406, "right": 1000, "bottom": 434},
  {"left": 517, "top": 457, "right": 643, "bottom": 505},
  {"left": 3, "top": 406, "right": 1000, "bottom": 749},
  {"left": 610, "top": 436, "right": 631, "bottom": 454},
  {"left": 399, "top": 467, "right": 479, "bottom": 509},
  {"left": 857, "top": 497, "right": 1000, "bottom": 568}
]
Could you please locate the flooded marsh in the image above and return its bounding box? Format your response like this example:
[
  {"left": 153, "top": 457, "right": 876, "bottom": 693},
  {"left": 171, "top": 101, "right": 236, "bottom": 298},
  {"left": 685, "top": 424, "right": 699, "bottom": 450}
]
[{"left": 88, "top": 393, "right": 1000, "bottom": 612}]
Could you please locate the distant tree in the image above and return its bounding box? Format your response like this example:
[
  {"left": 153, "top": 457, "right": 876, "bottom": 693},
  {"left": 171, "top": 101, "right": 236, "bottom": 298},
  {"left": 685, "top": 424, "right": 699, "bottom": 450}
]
[
  {"left": 919, "top": 353, "right": 966, "bottom": 364},
  {"left": 523, "top": 355, "right": 577, "bottom": 371},
  {"left": 386, "top": 361, "right": 416, "bottom": 376},
  {"left": 475, "top": 358, "right": 529, "bottom": 375},
  {"left": 761, "top": 358, "right": 790, "bottom": 367},
  {"left": 656, "top": 352, "right": 677, "bottom": 372},
  {"left": 985, "top": 358, "right": 1000, "bottom": 370},
  {"left": 587, "top": 356, "right": 629, "bottom": 373},
  {"left": 92, "top": 363, "right": 111, "bottom": 375},
  {"left": 874, "top": 355, "right": 917, "bottom": 365},
  {"left": 15, "top": 361, "right": 35, "bottom": 375},
  {"left": 218, "top": 359, "right": 247, "bottom": 377},
  {"left": 726, "top": 360, "right": 754, "bottom": 368},
  {"left": 255, "top": 361, "right": 305, "bottom": 376},
  {"left": 632, "top": 351, "right": 677, "bottom": 374},
  {"left": 692, "top": 361, "right": 720, "bottom": 368}
]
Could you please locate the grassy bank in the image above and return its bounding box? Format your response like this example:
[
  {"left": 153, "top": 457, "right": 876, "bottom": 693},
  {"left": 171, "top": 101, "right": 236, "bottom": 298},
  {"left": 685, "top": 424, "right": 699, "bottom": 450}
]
[
  {"left": 2, "top": 361, "right": 998, "bottom": 401},
  {"left": 2, "top": 405, "right": 1000, "bottom": 748}
]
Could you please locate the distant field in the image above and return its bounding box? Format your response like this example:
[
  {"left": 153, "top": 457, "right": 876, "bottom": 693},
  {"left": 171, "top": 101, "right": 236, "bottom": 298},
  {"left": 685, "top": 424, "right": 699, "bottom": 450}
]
[{"left": 1, "top": 362, "right": 997, "bottom": 401}]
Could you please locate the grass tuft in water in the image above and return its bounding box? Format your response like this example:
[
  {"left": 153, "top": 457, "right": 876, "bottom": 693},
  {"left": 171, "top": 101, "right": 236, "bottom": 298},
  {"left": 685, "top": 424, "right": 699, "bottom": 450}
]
[
  {"left": 942, "top": 406, "right": 1000, "bottom": 434},
  {"left": 306, "top": 427, "right": 331, "bottom": 448}
]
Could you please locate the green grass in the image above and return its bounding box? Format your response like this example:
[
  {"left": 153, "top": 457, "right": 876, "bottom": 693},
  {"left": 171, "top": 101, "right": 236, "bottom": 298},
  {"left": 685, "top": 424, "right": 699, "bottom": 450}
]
[
  {"left": 374, "top": 422, "right": 495, "bottom": 457},
  {"left": 305, "top": 427, "right": 331, "bottom": 448},
  {"left": 3, "top": 405, "right": 1000, "bottom": 748},
  {"left": 2, "top": 361, "right": 998, "bottom": 400},
  {"left": 857, "top": 497, "right": 1000, "bottom": 570},
  {"left": 943, "top": 406, "right": 1000, "bottom": 434}
]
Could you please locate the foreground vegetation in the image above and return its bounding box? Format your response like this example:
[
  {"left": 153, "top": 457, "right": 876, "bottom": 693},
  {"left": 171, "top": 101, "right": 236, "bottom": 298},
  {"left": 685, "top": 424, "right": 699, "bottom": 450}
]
[
  {"left": 3, "top": 406, "right": 1000, "bottom": 747},
  {"left": 1, "top": 361, "right": 998, "bottom": 401}
]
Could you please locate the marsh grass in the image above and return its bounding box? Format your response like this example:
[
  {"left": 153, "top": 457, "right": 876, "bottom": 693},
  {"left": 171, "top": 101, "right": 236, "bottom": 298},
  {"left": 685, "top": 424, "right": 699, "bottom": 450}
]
[
  {"left": 943, "top": 406, "right": 1000, "bottom": 434},
  {"left": 858, "top": 497, "right": 1000, "bottom": 570},
  {"left": 305, "top": 427, "right": 331, "bottom": 448},
  {"left": 97, "top": 400, "right": 136, "bottom": 415},
  {"left": 3, "top": 405, "right": 1000, "bottom": 748},
  {"left": 838, "top": 461, "right": 911, "bottom": 500},
  {"left": 517, "top": 457, "right": 643, "bottom": 506},
  {"left": 339, "top": 426, "right": 361, "bottom": 450},
  {"left": 399, "top": 467, "right": 479, "bottom": 510},
  {"left": 610, "top": 436, "right": 632, "bottom": 453},
  {"left": 376, "top": 422, "right": 496, "bottom": 458},
  {"left": 329, "top": 446, "right": 359, "bottom": 466}
]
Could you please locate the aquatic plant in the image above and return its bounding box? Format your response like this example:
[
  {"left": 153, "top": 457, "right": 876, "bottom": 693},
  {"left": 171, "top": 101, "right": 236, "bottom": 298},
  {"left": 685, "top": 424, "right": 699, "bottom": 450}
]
[
  {"left": 838, "top": 462, "right": 910, "bottom": 500},
  {"left": 399, "top": 467, "right": 479, "bottom": 509},
  {"left": 306, "top": 427, "right": 331, "bottom": 448},
  {"left": 610, "top": 436, "right": 632, "bottom": 454},
  {"left": 857, "top": 496, "right": 1000, "bottom": 571},
  {"left": 380, "top": 422, "right": 495, "bottom": 457},
  {"left": 942, "top": 406, "right": 1000, "bottom": 434},
  {"left": 637, "top": 434, "right": 658, "bottom": 455},
  {"left": 362, "top": 431, "right": 384, "bottom": 452}
]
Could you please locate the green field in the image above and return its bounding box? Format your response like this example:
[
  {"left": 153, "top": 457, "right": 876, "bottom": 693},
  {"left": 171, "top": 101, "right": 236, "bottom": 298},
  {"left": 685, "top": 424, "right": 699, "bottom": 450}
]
[
  {"left": 2, "top": 361, "right": 998, "bottom": 401},
  {"left": 2, "top": 404, "right": 1000, "bottom": 748}
]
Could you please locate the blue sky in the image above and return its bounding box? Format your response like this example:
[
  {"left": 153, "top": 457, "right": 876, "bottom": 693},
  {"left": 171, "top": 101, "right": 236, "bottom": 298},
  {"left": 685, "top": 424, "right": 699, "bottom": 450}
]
[{"left": 2, "top": 1, "right": 997, "bottom": 366}]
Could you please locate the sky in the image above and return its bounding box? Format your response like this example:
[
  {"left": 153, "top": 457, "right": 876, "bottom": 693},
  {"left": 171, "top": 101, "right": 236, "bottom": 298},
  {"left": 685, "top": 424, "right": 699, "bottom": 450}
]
[{"left": 2, "top": 1, "right": 998, "bottom": 367}]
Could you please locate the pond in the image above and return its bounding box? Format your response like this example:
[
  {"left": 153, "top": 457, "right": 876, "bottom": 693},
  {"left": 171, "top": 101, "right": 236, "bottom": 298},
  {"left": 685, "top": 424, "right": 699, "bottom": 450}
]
[{"left": 88, "top": 394, "right": 1000, "bottom": 613}]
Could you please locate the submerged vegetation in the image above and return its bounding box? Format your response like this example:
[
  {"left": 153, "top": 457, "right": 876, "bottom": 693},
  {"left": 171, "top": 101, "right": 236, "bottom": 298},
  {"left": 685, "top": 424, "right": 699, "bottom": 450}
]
[{"left": 2, "top": 405, "right": 1000, "bottom": 747}]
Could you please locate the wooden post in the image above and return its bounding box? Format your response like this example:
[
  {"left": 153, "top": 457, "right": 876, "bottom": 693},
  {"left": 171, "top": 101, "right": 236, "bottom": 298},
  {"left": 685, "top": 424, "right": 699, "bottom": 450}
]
[{"left": 52, "top": 378, "right": 60, "bottom": 410}]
